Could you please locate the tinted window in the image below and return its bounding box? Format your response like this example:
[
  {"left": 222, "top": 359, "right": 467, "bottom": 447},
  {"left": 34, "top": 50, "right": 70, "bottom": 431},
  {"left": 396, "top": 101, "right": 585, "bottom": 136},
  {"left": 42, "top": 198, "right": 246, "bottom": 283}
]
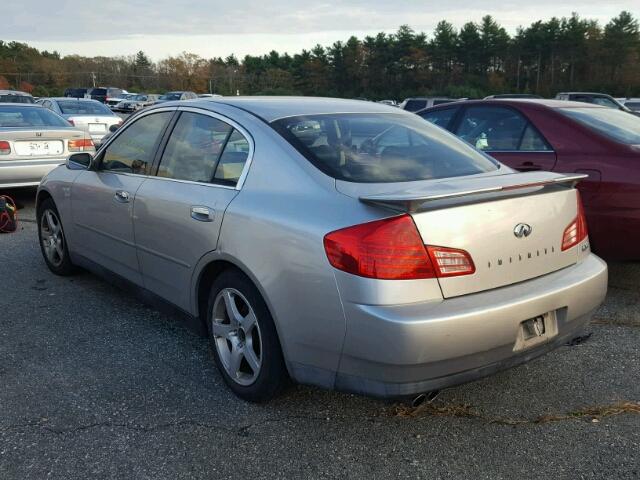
[
  {"left": 57, "top": 100, "right": 113, "bottom": 115},
  {"left": 560, "top": 107, "right": 640, "bottom": 145},
  {"left": 419, "top": 107, "right": 458, "bottom": 129},
  {"left": 432, "top": 99, "right": 454, "bottom": 106},
  {"left": 213, "top": 130, "right": 250, "bottom": 185},
  {"left": 272, "top": 113, "right": 498, "bottom": 183},
  {"left": 100, "top": 112, "right": 172, "bottom": 174},
  {"left": 403, "top": 100, "right": 427, "bottom": 112},
  {"left": 90, "top": 88, "right": 107, "bottom": 96},
  {"left": 157, "top": 112, "right": 232, "bottom": 183},
  {"left": 520, "top": 125, "right": 551, "bottom": 151},
  {"left": 625, "top": 102, "right": 640, "bottom": 111},
  {"left": 0, "top": 106, "right": 70, "bottom": 127},
  {"left": 456, "top": 106, "right": 528, "bottom": 151},
  {"left": 159, "top": 93, "right": 182, "bottom": 101}
]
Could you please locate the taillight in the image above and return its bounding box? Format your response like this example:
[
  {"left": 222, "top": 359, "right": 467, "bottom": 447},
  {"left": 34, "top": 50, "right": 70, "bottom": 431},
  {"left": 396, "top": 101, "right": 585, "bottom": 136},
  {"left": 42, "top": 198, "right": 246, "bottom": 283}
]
[
  {"left": 0, "top": 140, "right": 10, "bottom": 155},
  {"left": 68, "top": 138, "right": 95, "bottom": 152},
  {"left": 426, "top": 246, "right": 476, "bottom": 277},
  {"left": 561, "top": 190, "right": 588, "bottom": 251},
  {"left": 323, "top": 214, "right": 475, "bottom": 280}
]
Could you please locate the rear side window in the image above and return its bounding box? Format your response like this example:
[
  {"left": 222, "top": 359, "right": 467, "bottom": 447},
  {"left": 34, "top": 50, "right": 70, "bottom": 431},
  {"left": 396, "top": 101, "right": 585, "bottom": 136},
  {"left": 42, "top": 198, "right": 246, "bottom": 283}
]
[
  {"left": 272, "top": 113, "right": 498, "bottom": 183},
  {"left": 158, "top": 112, "right": 232, "bottom": 183},
  {"left": 418, "top": 107, "right": 458, "bottom": 130},
  {"left": 455, "top": 106, "right": 549, "bottom": 152},
  {"left": 100, "top": 112, "right": 173, "bottom": 174}
]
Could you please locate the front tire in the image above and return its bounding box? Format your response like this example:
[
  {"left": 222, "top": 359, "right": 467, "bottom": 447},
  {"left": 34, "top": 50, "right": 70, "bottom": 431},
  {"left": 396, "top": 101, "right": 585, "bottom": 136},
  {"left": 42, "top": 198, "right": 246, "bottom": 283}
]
[
  {"left": 37, "top": 198, "right": 77, "bottom": 276},
  {"left": 207, "top": 269, "right": 288, "bottom": 402}
]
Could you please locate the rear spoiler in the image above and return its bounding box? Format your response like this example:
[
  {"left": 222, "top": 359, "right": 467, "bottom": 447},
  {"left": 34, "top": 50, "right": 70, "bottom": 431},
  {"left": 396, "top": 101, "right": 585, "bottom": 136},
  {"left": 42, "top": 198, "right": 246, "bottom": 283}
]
[{"left": 359, "top": 172, "right": 588, "bottom": 212}]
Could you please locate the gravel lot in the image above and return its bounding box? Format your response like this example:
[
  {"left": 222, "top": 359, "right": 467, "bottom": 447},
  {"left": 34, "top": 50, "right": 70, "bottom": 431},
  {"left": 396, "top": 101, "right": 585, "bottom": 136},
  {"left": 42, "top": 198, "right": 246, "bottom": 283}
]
[{"left": 1, "top": 188, "right": 639, "bottom": 479}]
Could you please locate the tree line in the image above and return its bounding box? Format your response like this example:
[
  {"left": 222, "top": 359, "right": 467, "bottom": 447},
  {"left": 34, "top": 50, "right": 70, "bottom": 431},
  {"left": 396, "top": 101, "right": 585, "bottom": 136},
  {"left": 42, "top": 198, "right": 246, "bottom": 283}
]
[{"left": 1, "top": 11, "right": 638, "bottom": 99}]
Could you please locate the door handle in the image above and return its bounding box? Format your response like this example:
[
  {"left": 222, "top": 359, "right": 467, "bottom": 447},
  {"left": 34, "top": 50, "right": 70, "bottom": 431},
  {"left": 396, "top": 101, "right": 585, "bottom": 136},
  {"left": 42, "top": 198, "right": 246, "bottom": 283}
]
[
  {"left": 517, "top": 162, "right": 542, "bottom": 172},
  {"left": 191, "top": 206, "right": 214, "bottom": 222},
  {"left": 114, "top": 190, "right": 130, "bottom": 203}
]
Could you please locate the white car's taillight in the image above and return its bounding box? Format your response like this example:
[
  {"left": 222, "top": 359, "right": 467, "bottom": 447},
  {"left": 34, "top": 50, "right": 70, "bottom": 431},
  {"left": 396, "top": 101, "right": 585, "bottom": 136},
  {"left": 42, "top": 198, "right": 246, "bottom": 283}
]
[{"left": 0, "top": 140, "right": 10, "bottom": 155}]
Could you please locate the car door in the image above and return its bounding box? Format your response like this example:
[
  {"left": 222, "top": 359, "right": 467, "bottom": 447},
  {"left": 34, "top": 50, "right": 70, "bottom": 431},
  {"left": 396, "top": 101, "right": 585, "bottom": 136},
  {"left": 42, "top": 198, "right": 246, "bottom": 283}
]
[
  {"left": 133, "top": 108, "right": 252, "bottom": 311},
  {"left": 453, "top": 105, "right": 557, "bottom": 171},
  {"left": 70, "top": 109, "right": 175, "bottom": 285}
]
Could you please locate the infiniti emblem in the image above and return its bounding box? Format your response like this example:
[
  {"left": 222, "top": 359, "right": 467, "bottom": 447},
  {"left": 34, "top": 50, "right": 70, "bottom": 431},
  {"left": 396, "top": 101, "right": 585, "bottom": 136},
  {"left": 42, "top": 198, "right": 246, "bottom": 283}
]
[{"left": 514, "top": 223, "right": 533, "bottom": 238}]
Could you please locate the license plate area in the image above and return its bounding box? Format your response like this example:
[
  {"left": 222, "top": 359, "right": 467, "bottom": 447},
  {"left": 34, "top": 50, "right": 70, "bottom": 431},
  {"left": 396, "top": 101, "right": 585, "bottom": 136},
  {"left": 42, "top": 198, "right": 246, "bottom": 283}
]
[
  {"left": 89, "top": 123, "right": 106, "bottom": 133},
  {"left": 514, "top": 311, "right": 558, "bottom": 351},
  {"left": 14, "top": 140, "right": 64, "bottom": 156}
]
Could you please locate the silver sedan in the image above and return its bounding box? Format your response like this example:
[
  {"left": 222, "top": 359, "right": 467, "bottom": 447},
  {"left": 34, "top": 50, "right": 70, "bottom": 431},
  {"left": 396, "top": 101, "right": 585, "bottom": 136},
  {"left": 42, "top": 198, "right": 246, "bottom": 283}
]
[
  {"left": 36, "top": 97, "right": 607, "bottom": 402},
  {"left": 0, "top": 103, "right": 95, "bottom": 189},
  {"left": 37, "top": 97, "right": 122, "bottom": 145}
]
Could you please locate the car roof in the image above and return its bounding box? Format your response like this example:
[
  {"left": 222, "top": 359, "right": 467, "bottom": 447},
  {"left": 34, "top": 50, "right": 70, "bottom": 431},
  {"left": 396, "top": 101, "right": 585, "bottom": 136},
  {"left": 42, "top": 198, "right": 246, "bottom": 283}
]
[
  {"left": 421, "top": 98, "right": 606, "bottom": 111},
  {"left": 556, "top": 92, "right": 613, "bottom": 96},
  {"left": 0, "top": 102, "right": 42, "bottom": 107},
  {"left": 48, "top": 97, "right": 103, "bottom": 102},
  {"left": 0, "top": 90, "right": 32, "bottom": 96},
  {"left": 188, "top": 96, "right": 403, "bottom": 121}
]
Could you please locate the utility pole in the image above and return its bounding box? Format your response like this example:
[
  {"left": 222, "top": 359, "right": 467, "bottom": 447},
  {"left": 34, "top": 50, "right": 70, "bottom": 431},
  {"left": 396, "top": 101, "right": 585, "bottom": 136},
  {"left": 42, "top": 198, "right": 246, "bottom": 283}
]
[{"left": 91, "top": 72, "right": 96, "bottom": 88}]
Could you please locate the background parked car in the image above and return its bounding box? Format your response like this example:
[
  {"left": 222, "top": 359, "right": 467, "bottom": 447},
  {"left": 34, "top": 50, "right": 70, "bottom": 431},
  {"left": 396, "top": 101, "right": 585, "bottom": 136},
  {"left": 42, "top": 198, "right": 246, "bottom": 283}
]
[
  {"left": 554, "top": 92, "right": 631, "bottom": 112},
  {"left": 399, "top": 97, "right": 459, "bottom": 112},
  {"left": 0, "top": 90, "right": 35, "bottom": 103},
  {"left": 198, "top": 93, "right": 223, "bottom": 98},
  {"left": 63, "top": 87, "right": 90, "bottom": 98},
  {"left": 619, "top": 98, "right": 640, "bottom": 116},
  {"left": 88, "top": 87, "right": 124, "bottom": 104},
  {"left": 38, "top": 97, "right": 122, "bottom": 145},
  {"left": 114, "top": 94, "right": 159, "bottom": 112},
  {"left": 417, "top": 99, "right": 640, "bottom": 259},
  {"left": 105, "top": 91, "right": 133, "bottom": 110},
  {"left": 0, "top": 103, "right": 94, "bottom": 188},
  {"left": 154, "top": 91, "right": 198, "bottom": 104}
]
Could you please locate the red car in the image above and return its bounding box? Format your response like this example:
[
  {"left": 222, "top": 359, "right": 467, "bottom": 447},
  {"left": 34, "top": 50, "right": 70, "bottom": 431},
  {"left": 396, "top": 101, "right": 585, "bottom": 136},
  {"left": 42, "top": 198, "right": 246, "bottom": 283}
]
[{"left": 417, "top": 99, "right": 640, "bottom": 260}]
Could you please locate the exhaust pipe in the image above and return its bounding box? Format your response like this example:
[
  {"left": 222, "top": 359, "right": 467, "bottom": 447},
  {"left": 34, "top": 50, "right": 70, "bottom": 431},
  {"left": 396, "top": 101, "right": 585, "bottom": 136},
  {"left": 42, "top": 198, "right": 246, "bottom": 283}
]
[{"left": 411, "top": 390, "right": 440, "bottom": 408}]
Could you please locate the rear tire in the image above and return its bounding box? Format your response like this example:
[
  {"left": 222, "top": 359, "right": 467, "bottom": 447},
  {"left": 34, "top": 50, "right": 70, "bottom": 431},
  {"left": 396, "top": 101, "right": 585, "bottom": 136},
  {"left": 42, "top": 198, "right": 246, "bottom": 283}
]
[
  {"left": 207, "top": 269, "right": 288, "bottom": 402},
  {"left": 37, "top": 198, "right": 77, "bottom": 276}
]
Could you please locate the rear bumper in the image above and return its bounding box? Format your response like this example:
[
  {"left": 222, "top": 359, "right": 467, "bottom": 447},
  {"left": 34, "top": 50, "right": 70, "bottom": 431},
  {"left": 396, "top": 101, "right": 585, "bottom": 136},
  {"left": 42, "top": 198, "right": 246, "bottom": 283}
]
[
  {"left": 332, "top": 254, "right": 608, "bottom": 398},
  {"left": 0, "top": 159, "right": 65, "bottom": 188}
]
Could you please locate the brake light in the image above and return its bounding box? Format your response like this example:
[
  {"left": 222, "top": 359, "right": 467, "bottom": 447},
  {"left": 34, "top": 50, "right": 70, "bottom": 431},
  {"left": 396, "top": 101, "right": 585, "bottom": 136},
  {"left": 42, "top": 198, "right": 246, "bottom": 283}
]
[
  {"left": 68, "top": 138, "right": 95, "bottom": 152},
  {"left": 0, "top": 141, "right": 10, "bottom": 155},
  {"left": 426, "top": 246, "right": 476, "bottom": 277},
  {"left": 561, "top": 191, "right": 588, "bottom": 251},
  {"left": 324, "top": 214, "right": 476, "bottom": 280}
]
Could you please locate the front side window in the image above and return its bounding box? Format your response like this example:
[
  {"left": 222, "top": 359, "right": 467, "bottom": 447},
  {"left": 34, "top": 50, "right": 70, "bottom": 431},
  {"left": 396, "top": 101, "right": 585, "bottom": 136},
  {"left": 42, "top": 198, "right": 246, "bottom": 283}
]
[
  {"left": 272, "top": 113, "right": 498, "bottom": 183},
  {"left": 100, "top": 112, "right": 173, "bottom": 174},
  {"left": 419, "top": 107, "right": 459, "bottom": 130},
  {"left": 157, "top": 112, "right": 233, "bottom": 183},
  {"left": 456, "top": 106, "right": 533, "bottom": 151},
  {"left": 560, "top": 107, "right": 640, "bottom": 145}
]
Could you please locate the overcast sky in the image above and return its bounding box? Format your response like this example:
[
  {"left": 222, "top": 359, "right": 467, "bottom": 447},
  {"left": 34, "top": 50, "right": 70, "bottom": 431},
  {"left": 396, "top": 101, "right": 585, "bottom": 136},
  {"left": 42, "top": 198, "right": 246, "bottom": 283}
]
[{"left": 6, "top": 0, "right": 638, "bottom": 59}]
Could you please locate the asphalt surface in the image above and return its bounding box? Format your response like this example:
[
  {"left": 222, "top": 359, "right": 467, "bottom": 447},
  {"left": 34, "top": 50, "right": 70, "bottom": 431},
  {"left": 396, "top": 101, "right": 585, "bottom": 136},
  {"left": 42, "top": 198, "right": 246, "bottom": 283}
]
[{"left": 1, "top": 189, "right": 639, "bottom": 480}]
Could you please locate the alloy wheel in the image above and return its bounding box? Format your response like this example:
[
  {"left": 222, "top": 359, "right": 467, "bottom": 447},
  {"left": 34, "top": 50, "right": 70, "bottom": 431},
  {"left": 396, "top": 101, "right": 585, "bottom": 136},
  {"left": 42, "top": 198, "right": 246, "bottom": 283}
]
[
  {"left": 211, "top": 288, "right": 263, "bottom": 386},
  {"left": 40, "top": 209, "right": 65, "bottom": 267}
]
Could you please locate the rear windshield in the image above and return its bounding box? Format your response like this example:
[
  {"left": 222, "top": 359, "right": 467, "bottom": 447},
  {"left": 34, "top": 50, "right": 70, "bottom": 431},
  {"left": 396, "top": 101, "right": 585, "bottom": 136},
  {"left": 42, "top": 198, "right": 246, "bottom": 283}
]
[
  {"left": 403, "top": 100, "right": 427, "bottom": 112},
  {"left": 159, "top": 93, "right": 181, "bottom": 100},
  {"left": 58, "top": 100, "right": 112, "bottom": 115},
  {"left": 0, "top": 94, "right": 34, "bottom": 104},
  {"left": 560, "top": 107, "right": 640, "bottom": 145},
  {"left": 0, "top": 106, "right": 70, "bottom": 128},
  {"left": 272, "top": 113, "right": 499, "bottom": 183}
]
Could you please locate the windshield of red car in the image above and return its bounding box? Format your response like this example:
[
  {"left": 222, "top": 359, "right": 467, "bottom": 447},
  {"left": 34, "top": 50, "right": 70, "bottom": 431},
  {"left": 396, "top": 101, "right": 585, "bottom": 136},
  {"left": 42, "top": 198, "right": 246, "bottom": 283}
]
[{"left": 560, "top": 107, "right": 640, "bottom": 145}]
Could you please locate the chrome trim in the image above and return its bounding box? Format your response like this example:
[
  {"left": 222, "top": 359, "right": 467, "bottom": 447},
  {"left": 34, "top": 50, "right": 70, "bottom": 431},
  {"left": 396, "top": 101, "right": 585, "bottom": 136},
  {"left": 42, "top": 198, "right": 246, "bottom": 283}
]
[
  {"left": 142, "top": 175, "right": 237, "bottom": 190},
  {"left": 484, "top": 150, "right": 555, "bottom": 154}
]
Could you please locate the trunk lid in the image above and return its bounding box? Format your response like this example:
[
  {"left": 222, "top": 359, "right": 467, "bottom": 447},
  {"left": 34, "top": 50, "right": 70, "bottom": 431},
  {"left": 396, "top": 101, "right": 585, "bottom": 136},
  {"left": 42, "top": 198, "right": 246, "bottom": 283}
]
[
  {"left": 0, "top": 127, "right": 85, "bottom": 160},
  {"left": 345, "top": 171, "right": 585, "bottom": 298}
]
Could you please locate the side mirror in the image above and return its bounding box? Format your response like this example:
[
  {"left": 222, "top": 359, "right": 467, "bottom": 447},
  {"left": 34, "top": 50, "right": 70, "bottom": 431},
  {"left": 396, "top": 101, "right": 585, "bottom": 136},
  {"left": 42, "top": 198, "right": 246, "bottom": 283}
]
[
  {"left": 109, "top": 124, "right": 120, "bottom": 133},
  {"left": 66, "top": 153, "right": 93, "bottom": 170}
]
